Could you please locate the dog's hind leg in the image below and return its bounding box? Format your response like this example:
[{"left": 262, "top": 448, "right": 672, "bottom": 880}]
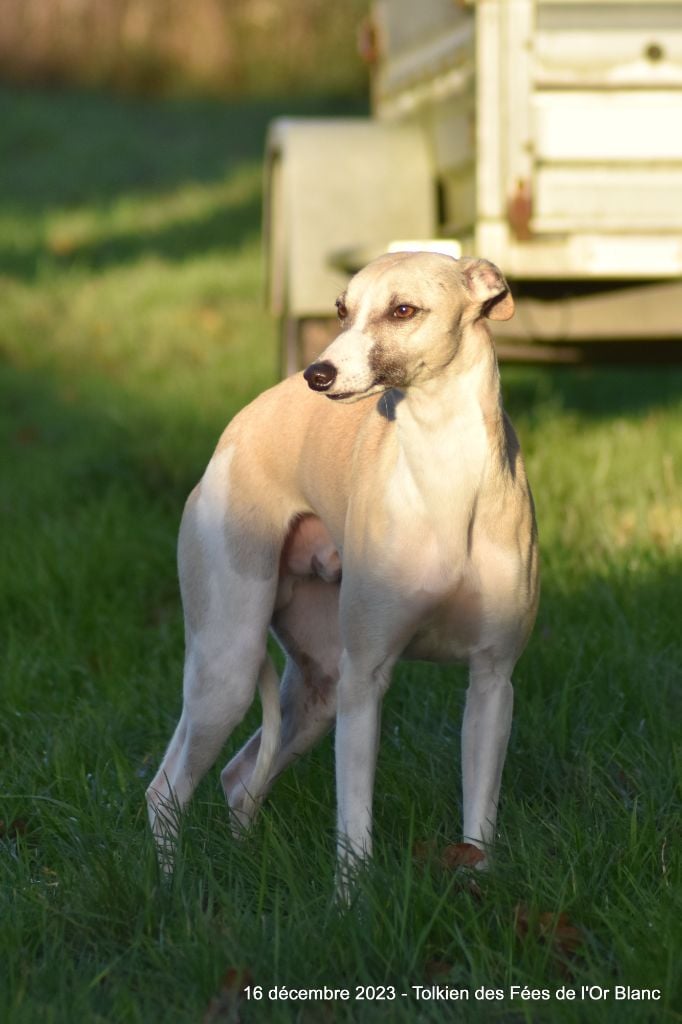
[
  {"left": 222, "top": 577, "right": 341, "bottom": 820},
  {"left": 146, "top": 459, "right": 281, "bottom": 866},
  {"left": 146, "top": 610, "right": 276, "bottom": 862}
]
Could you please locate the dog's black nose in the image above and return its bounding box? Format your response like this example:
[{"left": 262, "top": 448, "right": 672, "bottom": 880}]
[{"left": 304, "top": 361, "right": 337, "bottom": 391}]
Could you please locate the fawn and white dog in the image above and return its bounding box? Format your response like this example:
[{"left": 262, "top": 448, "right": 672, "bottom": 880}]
[{"left": 146, "top": 251, "right": 539, "bottom": 887}]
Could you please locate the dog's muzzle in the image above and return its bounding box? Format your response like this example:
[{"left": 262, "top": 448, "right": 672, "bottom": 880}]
[{"left": 304, "top": 361, "right": 337, "bottom": 392}]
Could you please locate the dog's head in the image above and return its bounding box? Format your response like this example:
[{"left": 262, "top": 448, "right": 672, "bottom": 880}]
[{"left": 303, "top": 251, "right": 513, "bottom": 402}]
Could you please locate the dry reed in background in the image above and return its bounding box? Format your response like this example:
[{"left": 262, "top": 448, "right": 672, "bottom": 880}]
[{"left": 0, "top": 0, "right": 369, "bottom": 96}]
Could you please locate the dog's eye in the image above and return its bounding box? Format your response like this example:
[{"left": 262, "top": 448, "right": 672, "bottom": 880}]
[
  {"left": 393, "top": 303, "right": 417, "bottom": 319},
  {"left": 336, "top": 299, "right": 348, "bottom": 320}
]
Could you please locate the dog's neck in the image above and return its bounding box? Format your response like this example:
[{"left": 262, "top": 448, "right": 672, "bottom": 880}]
[
  {"left": 396, "top": 322, "right": 502, "bottom": 442},
  {"left": 390, "top": 323, "right": 505, "bottom": 546}
]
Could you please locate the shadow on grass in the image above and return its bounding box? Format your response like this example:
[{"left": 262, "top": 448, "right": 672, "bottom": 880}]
[
  {"left": 0, "top": 85, "right": 368, "bottom": 280},
  {"left": 0, "top": 188, "right": 264, "bottom": 278},
  {"left": 0, "top": 86, "right": 367, "bottom": 207},
  {"left": 2, "top": 360, "right": 209, "bottom": 509},
  {"left": 502, "top": 364, "right": 682, "bottom": 422}
]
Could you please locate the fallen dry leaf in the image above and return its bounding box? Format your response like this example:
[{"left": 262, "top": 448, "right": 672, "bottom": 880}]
[
  {"left": 440, "top": 843, "right": 486, "bottom": 870},
  {"left": 203, "top": 967, "right": 253, "bottom": 1024},
  {"left": 413, "top": 839, "right": 485, "bottom": 898},
  {"left": 0, "top": 819, "right": 28, "bottom": 840},
  {"left": 514, "top": 903, "right": 530, "bottom": 939},
  {"left": 424, "top": 959, "right": 455, "bottom": 983},
  {"left": 515, "top": 904, "right": 585, "bottom": 978},
  {"left": 412, "top": 839, "right": 438, "bottom": 865},
  {"left": 47, "top": 233, "right": 79, "bottom": 257},
  {"left": 14, "top": 427, "right": 40, "bottom": 446},
  {"left": 538, "top": 912, "right": 584, "bottom": 956}
]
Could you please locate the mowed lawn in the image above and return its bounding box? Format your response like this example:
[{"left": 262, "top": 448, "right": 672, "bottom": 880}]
[{"left": 1, "top": 87, "right": 680, "bottom": 1023}]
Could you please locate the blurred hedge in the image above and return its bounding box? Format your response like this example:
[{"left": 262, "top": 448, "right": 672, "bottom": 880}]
[{"left": 0, "top": 0, "right": 369, "bottom": 97}]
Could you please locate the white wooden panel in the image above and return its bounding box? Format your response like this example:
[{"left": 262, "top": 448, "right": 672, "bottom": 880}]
[
  {"left": 533, "top": 91, "right": 682, "bottom": 161},
  {"left": 498, "top": 233, "right": 682, "bottom": 279},
  {"left": 475, "top": 0, "right": 505, "bottom": 220},
  {"left": 535, "top": 1, "right": 682, "bottom": 87},
  {"left": 535, "top": 167, "right": 682, "bottom": 230}
]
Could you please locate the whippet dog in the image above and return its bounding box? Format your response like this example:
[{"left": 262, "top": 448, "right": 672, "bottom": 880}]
[{"left": 147, "top": 251, "right": 539, "bottom": 888}]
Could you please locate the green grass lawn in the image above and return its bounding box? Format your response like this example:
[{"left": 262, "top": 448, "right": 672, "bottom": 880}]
[{"left": 1, "top": 86, "right": 680, "bottom": 1023}]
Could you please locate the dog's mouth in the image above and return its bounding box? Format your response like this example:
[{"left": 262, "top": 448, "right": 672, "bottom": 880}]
[
  {"left": 325, "top": 381, "right": 387, "bottom": 404},
  {"left": 326, "top": 390, "right": 359, "bottom": 402}
]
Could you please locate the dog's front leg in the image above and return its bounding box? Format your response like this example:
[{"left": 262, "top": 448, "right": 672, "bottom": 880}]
[
  {"left": 461, "top": 651, "right": 515, "bottom": 860},
  {"left": 334, "top": 650, "right": 393, "bottom": 899}
]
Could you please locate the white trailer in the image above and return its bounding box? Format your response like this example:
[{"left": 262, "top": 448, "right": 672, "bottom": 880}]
[{"left": 265, "top": 0, "right": 682, "bottom": 369}]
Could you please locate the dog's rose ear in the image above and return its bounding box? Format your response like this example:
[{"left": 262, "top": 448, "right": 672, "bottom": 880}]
[{"left": 461, "top": 258, "right": 515, "bottom": 321}]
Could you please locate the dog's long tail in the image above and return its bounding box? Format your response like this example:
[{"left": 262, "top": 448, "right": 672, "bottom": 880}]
[{"left": 240, "top": 653, "right": 281, "bottom": 823}]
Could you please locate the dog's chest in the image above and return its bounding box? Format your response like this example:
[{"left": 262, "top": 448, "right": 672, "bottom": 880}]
[{"left": 402, "top": 565, "right": 483, "bottom": 662}]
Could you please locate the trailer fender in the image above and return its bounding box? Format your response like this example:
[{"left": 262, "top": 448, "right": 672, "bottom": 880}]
[{"left": 264, "top": 117, "right": 436, "bottom": 331}]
